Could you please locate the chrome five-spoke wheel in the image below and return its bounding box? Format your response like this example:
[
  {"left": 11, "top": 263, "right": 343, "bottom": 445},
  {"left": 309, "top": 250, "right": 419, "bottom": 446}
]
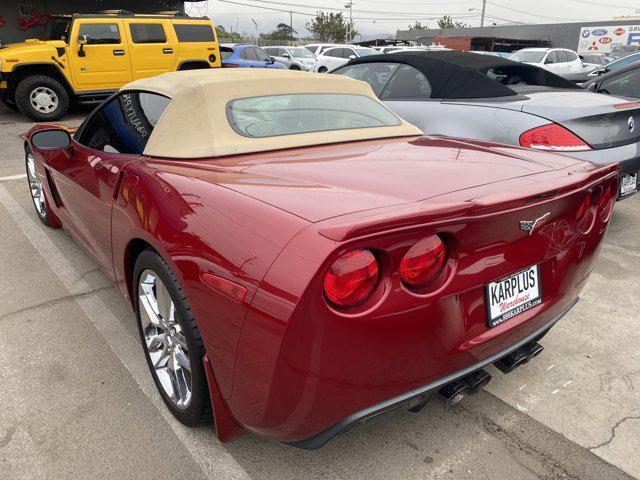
[
  {"left": 26, "top": 152, "right": 46, "bottom": 217},
  {"left": 138, "top": 269, "right": 193, "bottom": 409}
]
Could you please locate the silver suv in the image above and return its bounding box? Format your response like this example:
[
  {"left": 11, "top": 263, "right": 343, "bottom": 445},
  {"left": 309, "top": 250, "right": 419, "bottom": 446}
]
[{"left": 262, "top": 46, "right": 316, "bottom": 71}]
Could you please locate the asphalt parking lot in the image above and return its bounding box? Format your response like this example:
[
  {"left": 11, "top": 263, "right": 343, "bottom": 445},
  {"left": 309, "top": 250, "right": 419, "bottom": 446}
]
[{"left": 0, "top": 103, "right": 638, "bottom": 480}]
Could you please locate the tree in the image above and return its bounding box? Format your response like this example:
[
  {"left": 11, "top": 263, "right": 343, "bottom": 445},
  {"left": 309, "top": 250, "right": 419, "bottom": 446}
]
[
  {"left": 215, "top": 25, "right": 242, "bottom": 43},
  {"left": 437, "top": 15, "right": 467, "bottom": 29},
  {"left": 260, "top": 23, "right": 297, "bottom": 42},
  {"left": 408, "top": 21, "right": 428, "bottom": 31},
  {"left": 306, "top": 12, "right": 357, "bottom": 42}
]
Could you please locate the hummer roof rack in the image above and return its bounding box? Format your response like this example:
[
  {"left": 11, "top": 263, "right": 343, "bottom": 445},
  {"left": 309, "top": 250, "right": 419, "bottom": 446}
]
[
  {"left": 99, "top": 10, "right": 134, "bottom": 16},
  {"left": 154, "top": 11, "right": 190, "bottom": 17}
]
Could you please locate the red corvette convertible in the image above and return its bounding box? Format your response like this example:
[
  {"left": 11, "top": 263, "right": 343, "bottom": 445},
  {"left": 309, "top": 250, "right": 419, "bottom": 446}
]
[{"left": 25, "top": 69, "right": 618, "bottom": 449}]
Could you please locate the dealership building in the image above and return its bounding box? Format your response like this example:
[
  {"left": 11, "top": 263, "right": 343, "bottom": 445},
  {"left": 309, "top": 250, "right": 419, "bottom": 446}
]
[
  {"left": 397, "top": 19, "right": 640, "bottom": 54},
  {"left": 0, "top": 0, "right": 187, "bottom": 44}
]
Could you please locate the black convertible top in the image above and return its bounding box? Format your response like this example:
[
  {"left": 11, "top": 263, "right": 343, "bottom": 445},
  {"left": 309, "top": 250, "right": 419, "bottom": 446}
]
[{"left": 345, "top": 51, "right": 581, "bottom": 99}]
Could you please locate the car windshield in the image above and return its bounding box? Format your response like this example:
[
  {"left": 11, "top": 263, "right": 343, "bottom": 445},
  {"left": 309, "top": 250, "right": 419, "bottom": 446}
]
[
  {"left": 608, "top": 53, "right": 640, "bottom": 72},
  {"left": 227, "top": 93, "right": 400, "bottom": 138},
  {"left": 508, "top": 51, "right": 546, "bottom": 63},
  {"left": 39, "top": 17, "right": 71, "bottom": 41},
  {"left": 581, "top": 55, "right": 603, "bottom": 64},
  {"left": 354, "top": 48, "right": 378, "bottom": 57},
  {"left": 289, "top": 48, "right": 315, "bottom": 58}
]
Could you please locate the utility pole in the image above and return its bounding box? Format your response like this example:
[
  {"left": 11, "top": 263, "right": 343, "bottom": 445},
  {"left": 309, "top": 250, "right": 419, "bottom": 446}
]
[
  {"left": 480, "top": 0, "right": 487, "bottom": 27},
  {"left": 290, "top": 11, "right": 293, "bottom": 46},
  {"left": 345, "top": 1, "right": 354, "bottom": 42}
]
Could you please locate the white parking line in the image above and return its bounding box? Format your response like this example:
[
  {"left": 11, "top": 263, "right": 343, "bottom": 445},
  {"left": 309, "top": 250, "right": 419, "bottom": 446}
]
[
  {"left": 0, "top": 174, "right": 27, "bottom": 182},
  {"left": 0, "top": 184, "right": 251, "bottom": 480}
]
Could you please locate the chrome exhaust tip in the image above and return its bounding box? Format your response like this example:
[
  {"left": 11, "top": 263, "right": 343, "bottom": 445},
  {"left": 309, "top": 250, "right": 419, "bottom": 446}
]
[
  {"left": 438, "top": 380, "right": 471, "bottom": 405},
  {"left": 462, "top": 369, "right": 492, "bottom": 392},
  {"left": 494, "top": 342, "right": 544, "bottom": 374}
]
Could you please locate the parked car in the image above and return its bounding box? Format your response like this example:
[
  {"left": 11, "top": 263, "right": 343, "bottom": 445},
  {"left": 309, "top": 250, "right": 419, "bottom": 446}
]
[
  {"left": 606, "top": 44, "right": 640, "bottom": 61},
  {"left": 314, "top": 45, "right": 378, "bottom": 72},
  {"left": 304, "top": 43, "right": 340, "bottom": 56},
  {"left": 24, "top": 68, "right": 618, "bottom": 448},
  {"left": 508, "top": 48, "right": 584, "bottom": 75},
  {"left": 584, "top": 62, "right": 640, "bottom": 98},
  {"left": 579, "top": 53, "right": 608, "bottom": 71},
  {"left": 220, "top": 44, "right": 286, "bottom": 69},
  {"left": 563, "top": 52, "right": 640, "bottom": 84},
  {"left": 334, "top": 51, "right": 639, "bottom": 199},
  {"left": 262, "top": 46, "right": 316, "bottom": 71},
  {"left": 0, "top": 10, "right": 221, "bottom": 121}
]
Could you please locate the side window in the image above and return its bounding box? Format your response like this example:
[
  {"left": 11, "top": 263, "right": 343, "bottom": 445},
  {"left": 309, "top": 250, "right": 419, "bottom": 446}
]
[
  {"left": 557, "top": 51, "right": 570, "bottom": 63},
  {"left": 220, "top": 46, "right": 234, "bottom": 59},
  {"left": 263, "top": 47, "right": 275, "bottom": 55},
  {"left": 545, "top": 51, "right": 558, "bottom": 64},
  {"left": 255, "top": 48, "right": 271, "bottom": 61},
  {"left": 344, "top": 49, "right": 356, "bottom": 59},
  {"left": 173, "top": 24, "right": 215, "bottom": 42},
  {"left": 599, "top": 69, "right": 640, "bottom": 97},
  {"left": 79, "top": 23, "right": 121, "bottom": 44},
  {"left": 130, "top": 23, "right": 167, "bottom": 43},
  {"left": 324, "top": 48, "right": 340, "bottom": 57},
  {"left": 242, "top": 47, "right": 257, "bottom": 61},
  {"left": 566, "top": 51, "right": 579, "bottom": 62},
  {"left": 77, "top": 92, "right": 170, "bottom": 155},
  {"left": 335, "top": 62, "right": 400, "bottom": 96},
  {"left": 380, "top": 64, "right": 432, "bottom": 100}
]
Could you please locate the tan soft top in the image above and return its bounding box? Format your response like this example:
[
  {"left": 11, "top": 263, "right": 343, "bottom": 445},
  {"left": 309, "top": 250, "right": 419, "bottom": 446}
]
[{"left": 121, "top": 69, "right": 422, "bottom": 159}]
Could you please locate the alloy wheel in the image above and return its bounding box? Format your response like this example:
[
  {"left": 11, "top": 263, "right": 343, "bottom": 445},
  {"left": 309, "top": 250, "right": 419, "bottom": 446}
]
[
  {"left": 29, "top": 86, "right": 59, "bottom": 114},
  {"left": 26, "top": 152, "right": 46, "bottom": 217},
  {"left": 138, "top": 269, "right": 193, "bottom": 409}
]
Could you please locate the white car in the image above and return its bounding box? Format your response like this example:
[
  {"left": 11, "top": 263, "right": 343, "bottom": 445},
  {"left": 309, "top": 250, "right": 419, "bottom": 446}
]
[
  {"left": 314, "top": 46, "right": 378, "bottom": 73},
  {"left": 304, "top": 43, "right": 341, "bottom": 57},
  {"left": 263, "top": 46, "right": 317, "bottom": 71},
  {"left": 508, "top": 48, "right": 584, "bottom": 75}
]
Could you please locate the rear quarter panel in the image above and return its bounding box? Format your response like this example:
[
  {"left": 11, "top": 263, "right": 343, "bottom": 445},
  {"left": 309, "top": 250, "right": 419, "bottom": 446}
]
[
  {"left": 110, "top": 159, "right": 307, "bottom": 397},
  {"left": 384, "top": 100, "right": 548, "bottom": 146}
]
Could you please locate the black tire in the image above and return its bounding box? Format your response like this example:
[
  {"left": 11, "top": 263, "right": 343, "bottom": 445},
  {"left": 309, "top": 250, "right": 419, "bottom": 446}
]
[
  {"left": 133, "top": 249, "right": 212, "bottom": 426},
  {"left": 290, "top": 64, "right": 301, "bottom": 70},
  {"left": 25, "top": 146, "right": 61, "bottom": 228},
  {"left": 15, "top": 75, "right": 70, "bottom": 121},
  {"left": 318, "top": 66, "right": 328, "bottom": 73}
]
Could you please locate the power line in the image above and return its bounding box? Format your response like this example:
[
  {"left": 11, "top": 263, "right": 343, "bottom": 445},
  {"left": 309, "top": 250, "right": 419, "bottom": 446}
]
[
  {"left": 486, "top": 1, "right": 587, "bottom": 22},
  {"left": 214, "top": 0, "right": 481, "bottom": 20},
  {"left": 218, "top": 0, "right": 482, "bottom": 17},
  {"left": 565, "top": 0, "right": 638, "bottom": 8}
]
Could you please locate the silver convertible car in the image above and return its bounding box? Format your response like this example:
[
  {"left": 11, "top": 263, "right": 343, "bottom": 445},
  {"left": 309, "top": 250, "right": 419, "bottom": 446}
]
[{"left": 334, "top": 51, "right": 640, "bottom": 199}]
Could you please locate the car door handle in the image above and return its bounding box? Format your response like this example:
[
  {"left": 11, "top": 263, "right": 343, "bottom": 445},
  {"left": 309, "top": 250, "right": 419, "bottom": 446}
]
[
  {"left": 163, "top": 48, "right": 173, "bottom": 54},
  {"left": 113, "top": 49, "right": 125, "bottom": 56}
]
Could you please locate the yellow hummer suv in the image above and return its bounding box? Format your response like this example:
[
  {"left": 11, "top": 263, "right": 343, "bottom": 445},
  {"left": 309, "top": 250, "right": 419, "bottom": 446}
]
[{"left": 0, "top": 11, "right": 221, "bottom": 120}]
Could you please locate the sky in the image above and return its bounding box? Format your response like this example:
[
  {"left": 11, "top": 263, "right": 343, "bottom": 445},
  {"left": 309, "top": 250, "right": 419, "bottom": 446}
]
[{"left": 184, "top": 0, "right": 640, "bottom": 40}]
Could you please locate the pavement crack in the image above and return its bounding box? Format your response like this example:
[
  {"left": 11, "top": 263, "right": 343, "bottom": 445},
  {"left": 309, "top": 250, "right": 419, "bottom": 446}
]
[
  {"left": 0, "top": 425, "right": 17, "bottom": 448},
  {"left": 588, "top": 416, "right": 640, "bottom": 452},
  {"left": 0, "top": 285, "right": 113, "bottom": 323}
]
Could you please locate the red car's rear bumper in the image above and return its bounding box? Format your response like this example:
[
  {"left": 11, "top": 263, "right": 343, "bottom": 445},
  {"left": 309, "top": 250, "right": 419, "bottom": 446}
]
[{"left": 288, "top": 297, "right": 576, "bottom": 449}]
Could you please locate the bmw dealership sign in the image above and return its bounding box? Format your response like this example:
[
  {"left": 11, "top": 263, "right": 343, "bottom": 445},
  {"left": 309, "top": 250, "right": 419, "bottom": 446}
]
[{"left": 578, "top": 25, "right": 640, "bottom": 54}]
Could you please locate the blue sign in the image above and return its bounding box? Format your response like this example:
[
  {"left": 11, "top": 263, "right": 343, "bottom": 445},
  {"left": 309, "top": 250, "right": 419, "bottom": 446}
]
[
  {"left": 592, "top": 29, "right": 608, "bottom": 36},
  {"left": 628, "top": 32, "right": 640, "bottom": 45}
]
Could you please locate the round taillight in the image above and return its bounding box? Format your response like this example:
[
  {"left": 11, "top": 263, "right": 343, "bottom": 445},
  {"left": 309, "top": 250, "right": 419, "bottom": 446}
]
[
  {"left": 400, "top": 235, "right": 447, "bottom": 288},
  {"left": 576, "top": 195, "right": 591, "bottom": 223},
  {"left": 323, "top": 249, "right": 379, "bottom": 308},
  {"left": 598, "top": 181, "right": 615, "bottom": 221}
]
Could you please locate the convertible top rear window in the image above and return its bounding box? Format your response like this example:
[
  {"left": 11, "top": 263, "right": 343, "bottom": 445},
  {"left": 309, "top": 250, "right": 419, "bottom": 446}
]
[{"left": 227, "top": 93, "right": 400, "bottom": 138}]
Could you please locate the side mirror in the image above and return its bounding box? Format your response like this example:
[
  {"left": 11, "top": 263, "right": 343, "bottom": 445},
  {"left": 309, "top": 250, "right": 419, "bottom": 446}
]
[
  {"left": 78, "top": 34, "right": 88, "bottom": 57},
  {"left": 282, "top": 53, "right": 290, "bottom": 59},
  {"left": 31, "top": 129, "right": 72, "bottom": 150},
  {"left": 544, "top": 58, "right": 555, "bottom": 64},
  {"left": 268, "top": 56, "right": 275, "bottom": 64},
  {"left": 348, "top": 54, "right": 356, "bottom": 60},
  {"left": 587, "top": 83, "right": 597, "bottom": 92}
]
